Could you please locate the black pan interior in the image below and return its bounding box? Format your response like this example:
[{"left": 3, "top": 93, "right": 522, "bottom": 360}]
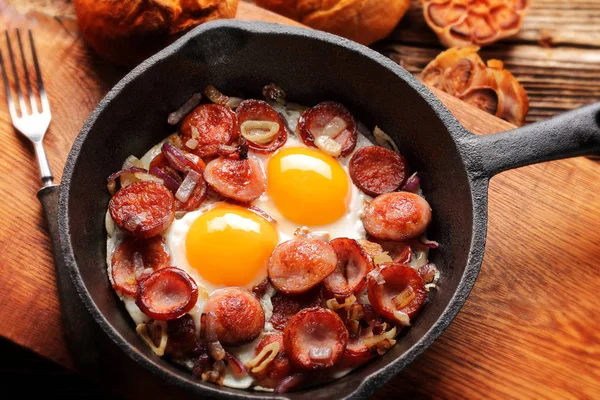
[{"left": 61, "top": 22, "right": 477, "bottom": 399}]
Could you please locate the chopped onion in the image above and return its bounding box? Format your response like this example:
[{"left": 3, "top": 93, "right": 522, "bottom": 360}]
[
  {"left": 106, "top": 166, "right": 147, "bottom": 194},
  {"left": 363, "top": 326, "right": 397, "bottom": 348},
  {"left": 133, "top": 172, "right": 164, "bottom": 185},
  {"left": 122, "top": 155, "right": 144, "bottom": 169},
  {"left": 373, "top": 252, "right": 393, "bottom": 265},
  {"left": 325, "top": 294, "right": 357, "bottom": 311},
  {"left": 240, "top": 120, "right": 280, "bottom": 144},
  {"left": 191, "top": 126, "right": 200, "bottom": 139},
  {"left": 149, "top": 166, "right": 181, "bottom": 192},
  {"left": 185, "top": 138, "right": 199, "bottom": 150},
  {"left": 168, "top": 93, "right": 202, "bottom": 125},
  {"left": 201, "top": 360, "right": 226, "bottom": 386},
  {"left": 262, "top": 83, "right": 286, "bottom": 103},
  {"left": 309, "top": 347, "right": 332, "bottom": 361},
  {"left": 368, "top": 269, "right": 386, "bottom": 285},
  {"left": 392, "top": 287, "right": 416, "bottom": 309},
  {"left": 246, "top": 342, "right": 280, "bottom": 373},
  {"left": 226, "top": 97, "right": 244, "bottom": 108},
  {"left": 175, "top": 170, "right": 201, "bottom": 203},
  {"left": 393, "top": 310, "right": 411, "bottom": 326},
  {"left": 402, "top": 172, "right": 420, "bottom": 193},
  {"left": 373, "top": 126, "right": 400, "bottom": 153},
  {"left": 294, "top": 226, "right": 330, "bottom": 241},
  {"left": 420, "top": 236, "right": 440, "bottom": 249},
  {"left": 321, "top": 116, "right": 347, "bottom": 138},
  {"left": 123, "top": 213, "right": 142, "bottom": 232},
  {"left": 162, "top": 142, "right": 195, "bottom": 173},
  {"left": 204, "top": 85, "right": 229, "bottom": 106},
  {"left": 274, "top": 373, "right": 304, "bottom": 394},
  {"left": 205, "top": 312, "right": 226, "bottom": 361},
  {"left": 136, "top": 322, "right": 168, "bottom": 356},
  {"left": 315, "top": 135, "right": 342, "bottom": 157},
  {"left": 224, "top": 352, "right": 247, "bottom": 376}
]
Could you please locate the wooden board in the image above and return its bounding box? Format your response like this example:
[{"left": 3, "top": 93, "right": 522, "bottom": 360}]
[
  {"left": 0, "top": 1, "right": 599, "bottom": 399},
  {"left": 376, "top": 0, "right": 600, "bottom": 124}
]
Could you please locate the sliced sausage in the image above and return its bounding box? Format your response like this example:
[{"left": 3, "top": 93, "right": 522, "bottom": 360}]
[
  {"left": 323, "top": 238, "right": 373, "bottom": 297},
  {"left": 136, "top": 267, "right": 198, "bottom": 321},
  {"left": 367, "top": 263, "right": 428, "bottom": 321},
  {"left": 236, "top": 99, "right": 288, "bottom": 153},
  {"left": 268, "top": 239, "right": 337, "bottom": 295},
  {"left": 270, "top": 286, "right": 324, "bottom": 330},
  {"left": 203, "top": 156, "right": 266, "bottom": 203},
  {"left": 109, "top": 181, "right": 175, "bottom": 238},
  {"left": 111, "top": 236, "right": 170, "bottom": 295},
  {"left": 380, "top": 241, "right": 413, "bottom": 264},
  {"left": 363, "top": 192, "right": 432, "bottom": 241},
  {"left": 203, "top": 287, "right": 265, "bottom": 346},
  {"left": 349, "top": 146, "right": 408, "bottom": 196},
  {"left": 297, "top": 102, "right": 357, "bottom": 158},
  {"left": 179, "top": 104, "right": 238, "bottom": 159},
  {"left": 284, "top": 307, "right": 349, "bottom": 369},
  {"left": 250, "top": 332, "right": 292, "bottom": 389}
]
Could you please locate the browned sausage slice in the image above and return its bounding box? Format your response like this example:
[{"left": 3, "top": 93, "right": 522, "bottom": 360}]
[
  {"left": 297, "top": 102, "right": 357, "bottom": 157},
  {"left": 203, "top": 156, "right": 266, "bottom": 203},
  {"left": 136, "top": 267, "right": 198, "bottom": 321},
  {"left": 249, "top": 332, "right": 292, "bottom": 389},
  {"left": 284, "top": 307, "right": 349, "bottom": 369},
  {"left": 323, "top": 238, "right": 373, "bottom": 297},
  {"left": 349, "top": 146, "right": 408, "bottom": 196},
  {"left": 268, "top": 239, "right": 337, "bottom": 295},
  {"left": 203, "top": 287, "right": 265, "bottom": 346},
  {"left": 111, "top": 236, "right": 170, "bottom": 295},
  {"left": 236, "top": 99, "right": 288, "bottom": 153},
  {"left": 109, "top": 181, "right": 175, "bottom": 238},
  {"left": 363, "top": 192, "right": 432, "bottom": 241},
  {"left": 179, "top": 104, "right": 238, "bottom": 159},
  {"left": 367, "top": 263, "right": 428, "bottom": 321}
]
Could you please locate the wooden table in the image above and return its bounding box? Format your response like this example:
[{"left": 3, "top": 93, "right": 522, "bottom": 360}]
[{"left": 0, "top": 1, "right": 599, "bottom": 399}]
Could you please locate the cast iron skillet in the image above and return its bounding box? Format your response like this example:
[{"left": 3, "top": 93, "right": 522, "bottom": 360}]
[{"left": 48, "top": 20, "right": 600, "bottom": 399}]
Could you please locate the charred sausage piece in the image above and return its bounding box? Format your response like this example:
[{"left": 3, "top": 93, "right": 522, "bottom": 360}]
[
  {"left": 249, "top": 332, "right": 292, "bottom": 389},
  {"left": 179, "top": 104, "right": 238, "bottom": 159},
  {"left": 109, "top": 181, "right": 175, "bottom": 238},
  {"left": 203, "top": 156, "right": 266, "bottom": 203},
  {"left": 136, "top": 267, "right": 198, "bottom": 321},
  {"left": 111, "top": 236, "right": 170, "bottom": 295},
  {"left": 367, "top": 263, "right": 428, "bottom": 321},
  {"left": 323, "top": 238, "right": 374, "bottom": 297},
  {"left": 203, "top": 287, "right": 265, "bottom": 346},
  {"left": 363, "top": 192, "right": 432, "bottom": 241},
  {"left": 236, "top": 99, "right": 288, "bottom": 153},
  {"left": 297, "top": 102, "right": 357, "bottom": 157},
  {"left": 164, "top": 314, "right": 203, "bottom": 359},
  {"left": 270, "top": 286, "right": 324, "bottom": 330},
  {"left": 268, "top": 239, "right": 337, "bottom": 295},
  {"left": 284, "top": 307, "right": 349, "bottom": 370},
  {"left": 349, "top": 146, "right": 409, "bottom": 196}
]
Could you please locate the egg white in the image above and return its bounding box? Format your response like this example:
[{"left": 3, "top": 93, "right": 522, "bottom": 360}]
[{"left": 106, "top": 101, "right": 376, "bottom": 390}]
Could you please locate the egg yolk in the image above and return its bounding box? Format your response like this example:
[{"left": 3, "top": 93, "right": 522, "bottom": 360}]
[
  {"left": 185, "top": 205, "right": 278, "bottom": 287},
  {"left": 267, "top": 147, "right": 350, "bottom": 225}
]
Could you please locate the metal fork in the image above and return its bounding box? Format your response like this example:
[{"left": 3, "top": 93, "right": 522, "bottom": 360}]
[{"left": 0, "top": 29, "right": 53, "bottom": 187}]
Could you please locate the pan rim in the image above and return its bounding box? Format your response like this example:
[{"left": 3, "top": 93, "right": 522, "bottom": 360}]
[{"left": 58, "top": 19, "right": 489, "bottom": 399}]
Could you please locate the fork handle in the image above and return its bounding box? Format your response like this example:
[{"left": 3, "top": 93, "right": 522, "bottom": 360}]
[{"left": 33, "top": 140, "right": 53, "bottom": 186}]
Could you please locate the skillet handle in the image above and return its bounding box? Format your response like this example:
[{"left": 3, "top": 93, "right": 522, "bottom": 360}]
[{"left": 460, "top": 102, "right": 600, "bottom": 178}]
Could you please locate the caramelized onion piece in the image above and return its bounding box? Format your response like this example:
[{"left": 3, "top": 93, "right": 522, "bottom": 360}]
[
  {"left": 136, "top": 267, "right": 198, "bottom": 321},
  {"left": 168, "top": 93, "right": 202, "bottom": 125}
]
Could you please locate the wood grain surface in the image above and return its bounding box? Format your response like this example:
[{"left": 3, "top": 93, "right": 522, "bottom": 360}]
[
  {"left": 0, "top": 1, "right": 599, "bottom": 399},
  {"left": 375, "top": 0, "right": 600, "bottom": 124}
]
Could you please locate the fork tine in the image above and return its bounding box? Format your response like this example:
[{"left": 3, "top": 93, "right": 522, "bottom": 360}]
[
  {"left": 16, "top": 28, "right": 36, "bottom": 114},
  {"left": 5, "top": 30, "right": 27, "bottom": 117},
  {"left": 0, "top": 46, "right": 18, "bottom": 120},
  {"left": 28, "top": 30, "right": 49, "bottom": 113}
]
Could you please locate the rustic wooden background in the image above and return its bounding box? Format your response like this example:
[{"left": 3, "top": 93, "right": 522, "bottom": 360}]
[{"left": 0, "top": 0, "right": 599, "bottom": 399}]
